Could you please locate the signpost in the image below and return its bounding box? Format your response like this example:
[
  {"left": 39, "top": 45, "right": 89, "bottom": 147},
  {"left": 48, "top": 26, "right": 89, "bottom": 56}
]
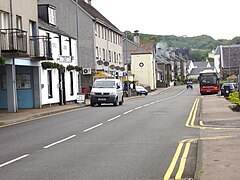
[{"left": 77, "top": 94, "right": 85, "bottom": 104}]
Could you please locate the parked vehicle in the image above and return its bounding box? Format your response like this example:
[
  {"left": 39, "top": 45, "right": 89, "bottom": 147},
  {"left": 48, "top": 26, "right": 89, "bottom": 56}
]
[
  {"left": 90, "top": 79, "right": 124, "bottom": 106},
  {"left": 220, "top": 83, "right": 236, "bottom": 96},
  {"left": 135, "top": 86, "right": 148, "bottom": 96}
]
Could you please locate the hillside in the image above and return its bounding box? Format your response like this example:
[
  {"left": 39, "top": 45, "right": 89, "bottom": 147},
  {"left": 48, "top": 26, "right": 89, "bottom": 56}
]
[{"left": 125, "top": 31, "right": 240, "bottom": 61}]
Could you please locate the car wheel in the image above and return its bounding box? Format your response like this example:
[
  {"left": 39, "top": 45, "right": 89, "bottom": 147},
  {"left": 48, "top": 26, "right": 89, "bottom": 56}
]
[
  {"left": 90, "top": 102, "right": 95, "bottom": 107},
  {"left": 113, "top": 97, "right": 118, "bottom": 106}
]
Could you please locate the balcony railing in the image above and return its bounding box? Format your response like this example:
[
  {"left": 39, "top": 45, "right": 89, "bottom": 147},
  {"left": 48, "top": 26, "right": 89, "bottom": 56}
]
[
  {"left": 29, "top": 36, "right": 53, "bottom": 60},
  {"left": 0, "top": 28, "right": 27, "bottom": 55}
]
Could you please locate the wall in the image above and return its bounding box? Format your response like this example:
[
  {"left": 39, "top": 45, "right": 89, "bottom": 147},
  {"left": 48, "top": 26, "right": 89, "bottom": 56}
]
[{"left": 131, "top": 53, "right": 155, "bottom": 90}]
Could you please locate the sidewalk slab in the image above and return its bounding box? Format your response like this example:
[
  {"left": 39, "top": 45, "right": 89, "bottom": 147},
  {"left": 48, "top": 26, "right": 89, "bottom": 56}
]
[{"left": 198, "top": 94, "right": 240, "bottom": 180}]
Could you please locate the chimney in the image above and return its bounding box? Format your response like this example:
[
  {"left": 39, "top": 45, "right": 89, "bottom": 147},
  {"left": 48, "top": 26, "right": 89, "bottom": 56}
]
[
  {"left": 86, "top": 0, "right": 91, "bottom": 5},
  {"left": 133, "top": 30, "right": 140, "bottom": 45}
]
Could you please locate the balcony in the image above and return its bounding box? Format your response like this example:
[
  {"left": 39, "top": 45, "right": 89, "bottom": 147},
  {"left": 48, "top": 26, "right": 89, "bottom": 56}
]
[
  {"left": 29, "top": 36, "right": 53, "bottom": 60},
  {"left": 0, "top": 28, "right": 28, "bottom": 57}
]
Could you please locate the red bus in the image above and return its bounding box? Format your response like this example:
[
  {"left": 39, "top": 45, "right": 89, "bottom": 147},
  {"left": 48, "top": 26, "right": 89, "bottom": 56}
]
[{"left": 199, "top": 69, "right": 219, "bottom": 95}]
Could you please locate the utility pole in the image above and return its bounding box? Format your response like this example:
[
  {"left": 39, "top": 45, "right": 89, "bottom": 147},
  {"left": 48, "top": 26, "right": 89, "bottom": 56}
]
[
  {"left": 125, "top": 31, "right": 130, "bottom": 97},
  {"left": 238, "top": 66, "right": 240, "bottom": 99}
]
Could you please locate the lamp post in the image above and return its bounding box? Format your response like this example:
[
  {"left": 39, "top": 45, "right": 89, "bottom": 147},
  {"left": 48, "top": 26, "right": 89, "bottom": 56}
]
[
  {"left": 75, "top": 0, "right": 82, "bottom": 94},
  {"left": 125, "top": 31, "right": 130, "bottom": 97}
]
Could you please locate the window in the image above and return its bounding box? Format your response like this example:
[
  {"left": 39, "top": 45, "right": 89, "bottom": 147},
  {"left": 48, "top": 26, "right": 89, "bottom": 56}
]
[
  {"left": 102, "top": 26, "right": 104, "bottom": 39},
  {"left": 16, "top": 74, "right": 31, "bottom": 89},
  {"left": 47, "top": 70, "right": 53, "bottom": 98},
  {"left": 96, "top": 46, "right": 99, "bottom": 59},
  {"left": 70, "top": 72, "right": 74, "bottom": 96},
  {"left": 98, "top": 24, "right": 100, "bottom": 37},
  {"left": 109, "top": 50, "right": 111, "bottom": 62},
  {"left": 29, "top": 21, "right": 36, "bottom": 36},
  {"left": 102, "top": 49, "right": 105, "bottom": 60},
  {"left": 48, "top": 6, "right": 56, "bottom": 25},
  {"left": 114, "top": 52, "right": 116, "bottom": 63},
  {"left": 0, "top": 75, "right": 6, "bottom": 90},
  {"left": 16, "top": 16, "right": 22, "bottom": 30},
  {"left": 0, "top": 11, "right": 9, "bottom": 29}
]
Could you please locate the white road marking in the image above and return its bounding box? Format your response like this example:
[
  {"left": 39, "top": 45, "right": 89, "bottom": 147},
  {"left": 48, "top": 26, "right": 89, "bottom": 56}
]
[
  {"left": 43, "top": 135, "right": 76, "bottom": 149},
  {"left": 156, "top": 100, "right": 160, "bottom": 103},
  {"left": 150, "top": 102, "right": 155, "bottom": 105},
  {"left": 123, "top": 110, "right": 133, "bottom": 115},
  {"left": 107, "top": 115, "right": 121, "bottom": 122},
  {"left": 135, "top": 106, "right": 142, "bottom": 110},
  {"left": 143, "top": 103, "right": 150, "bottom": 107},
  {"left": 0, "top": 154, "right": 29, "bottom": 168},
  {"left": 83, "top": 123, "right": 103, "bottom": 133}
]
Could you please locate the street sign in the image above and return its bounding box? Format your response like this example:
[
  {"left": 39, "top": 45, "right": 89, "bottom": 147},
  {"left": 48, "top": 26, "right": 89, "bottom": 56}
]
[{"left": 77, "top": 94, "right": 85, "bottom": 104}]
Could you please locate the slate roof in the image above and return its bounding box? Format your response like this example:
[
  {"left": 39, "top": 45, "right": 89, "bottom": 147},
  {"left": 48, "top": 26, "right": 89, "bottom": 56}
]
[
  {"left": 38, "top": 19, "right": 72, "bottom": 37},
  {"left": 155, "top": 55, "right": 170, "bottom": 64},
  {"left": 78, "top": 0, "right": 121, "bottom": 34},
  {"left": 192, "top": 61, "right": 210, "bottom": 68},
  {"left": 190, "top": 67, "right": 213, "bottom": 76},
  {"left": 221, "top": 45, "right": 240, "bottom": 68}
]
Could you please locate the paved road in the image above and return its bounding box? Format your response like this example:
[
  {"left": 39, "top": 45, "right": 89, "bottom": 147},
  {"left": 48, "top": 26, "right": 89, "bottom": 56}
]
[{"left": 0, "top": 86, "right": 200, "bottom": 180}]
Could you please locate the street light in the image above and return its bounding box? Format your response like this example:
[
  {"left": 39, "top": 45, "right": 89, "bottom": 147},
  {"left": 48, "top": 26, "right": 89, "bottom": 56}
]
[{"left": 125, "top": 31, "right": 131, "bottom": 97}]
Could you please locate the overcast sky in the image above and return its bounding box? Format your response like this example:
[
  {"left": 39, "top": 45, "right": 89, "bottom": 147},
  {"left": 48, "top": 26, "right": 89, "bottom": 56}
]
[{"left": 92, "top": 0, "right": 240, "bottom": 40}]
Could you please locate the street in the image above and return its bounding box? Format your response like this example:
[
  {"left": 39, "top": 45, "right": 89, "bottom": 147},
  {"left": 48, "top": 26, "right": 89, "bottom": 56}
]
[{"left": 0, "top": 86, "right": 200, "bottom": 180}]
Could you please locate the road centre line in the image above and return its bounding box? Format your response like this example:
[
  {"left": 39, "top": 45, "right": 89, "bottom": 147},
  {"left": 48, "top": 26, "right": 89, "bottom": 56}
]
[
  {"left": 0, "top": 154, "right": 29, "bottom": 168},
  {"left": 143, "top": 103, "right": 150, "bottom": 107},
  {"left": 150, "top": 102, "right": 155, "bottom": 105},
  {"left": 43, "top": 135, "right": 76, "bottom": 149},
  {"left": 135, "top": 106, "right": 142, "bottom": 110},
  {"left": 123, "top": 109, "right": 133, "bottom": 115},
  {"left": 107, "top": 115, "right": 121, "bottom": 122},
  {"left": 83, "top": 123, "right": 103, "bottom": 133}
]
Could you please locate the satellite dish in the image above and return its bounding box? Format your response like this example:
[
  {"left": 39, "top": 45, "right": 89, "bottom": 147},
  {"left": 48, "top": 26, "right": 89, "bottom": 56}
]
[
  {"left": 109, "top": 65, "right": 115, "bottom": 70},
  {"left": 103, "top": 61, "right": 109, "bottom": 66},
  {"left": 97, "top": 60, "right": 103, "bottom": 65}
]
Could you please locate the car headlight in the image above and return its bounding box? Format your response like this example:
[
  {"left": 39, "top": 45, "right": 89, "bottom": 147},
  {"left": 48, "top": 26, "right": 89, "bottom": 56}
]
[{"left": 110, "top": 92, "right": 116, "bottom": 95}]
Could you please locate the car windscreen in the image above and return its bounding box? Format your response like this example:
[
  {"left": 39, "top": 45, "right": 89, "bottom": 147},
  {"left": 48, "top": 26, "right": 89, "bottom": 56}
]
[{"left": 93, "top": 81, "right": 115, "bottom": 88}]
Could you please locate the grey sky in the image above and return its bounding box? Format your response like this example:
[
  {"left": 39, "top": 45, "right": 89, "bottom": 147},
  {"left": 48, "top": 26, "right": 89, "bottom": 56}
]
[{"left": 92, "top": 0, "right": 240, "bottom": 40}]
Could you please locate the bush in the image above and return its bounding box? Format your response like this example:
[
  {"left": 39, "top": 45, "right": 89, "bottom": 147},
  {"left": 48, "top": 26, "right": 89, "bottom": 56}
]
[{"left": 228, "top": 92, "right": 240, "bottom": 105}]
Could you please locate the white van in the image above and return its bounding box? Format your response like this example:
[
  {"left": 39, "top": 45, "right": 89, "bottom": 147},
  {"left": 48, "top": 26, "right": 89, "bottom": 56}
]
[{"left": 90, "top": 78, "right": 124, "bottom": 106}]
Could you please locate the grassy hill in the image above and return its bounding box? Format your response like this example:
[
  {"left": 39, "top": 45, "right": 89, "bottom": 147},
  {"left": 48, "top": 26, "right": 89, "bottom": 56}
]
[{"left": 125, "top": 31, "right": 239, "bottom": 61}]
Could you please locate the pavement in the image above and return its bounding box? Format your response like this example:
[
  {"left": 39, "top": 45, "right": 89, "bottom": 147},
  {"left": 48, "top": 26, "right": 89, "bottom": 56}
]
[
  {"left": 0, "top": 88, "right": 240, "bottom": 179},
  {"left": 196, "top": 94, "right": 240, "bottom": 180}
]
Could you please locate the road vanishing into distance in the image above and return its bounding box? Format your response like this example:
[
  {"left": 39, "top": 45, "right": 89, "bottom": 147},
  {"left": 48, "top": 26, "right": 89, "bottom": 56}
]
[{"left": 0, "top": 86, "right": 201, "bottom": 180}]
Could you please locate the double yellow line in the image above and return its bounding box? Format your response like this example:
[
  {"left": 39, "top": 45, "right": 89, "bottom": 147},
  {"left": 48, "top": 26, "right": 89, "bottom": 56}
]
[
  {"left": 164, "top": 98, "right": 199, "bottom": 180},
  {"left": 164, "top": 139, "right": 194, "bottom": 180},
  {"left": 186, "top": 98, "right": 199, "bottom": 128}
]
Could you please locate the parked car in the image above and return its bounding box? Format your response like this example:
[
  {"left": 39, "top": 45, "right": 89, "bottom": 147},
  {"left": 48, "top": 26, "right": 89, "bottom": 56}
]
[
  {"left": 135, "top": 86, "right": 148, "bottom": 96},
  {"left": 220, "top": 83, "right": 236, "bottom": 96}
]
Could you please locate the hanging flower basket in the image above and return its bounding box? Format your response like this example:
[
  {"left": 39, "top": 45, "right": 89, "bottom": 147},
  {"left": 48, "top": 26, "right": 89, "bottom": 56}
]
[
  {"left": 41, "top": 62, "right": 63, "bottom": 70},
  {"left": 66, "top": 65, "right": 75, "bottom": 71},
  {"left": 0, "top": 56, "right": 6, "bottom": 65},
  {"left": 74, "top": 66, "right": 82, "bottom": 73}
]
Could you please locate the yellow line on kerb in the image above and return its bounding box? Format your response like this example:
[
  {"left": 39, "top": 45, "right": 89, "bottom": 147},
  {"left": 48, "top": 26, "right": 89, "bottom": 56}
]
[
  {"left": 175, "top": 140, "right": 193, "bottom": 179},
  {"left": 164, "top": 141, "right": 184, "bottom": 180},
  {"left": 185, "top": 98, "right": 198, "bottom": 127}
]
